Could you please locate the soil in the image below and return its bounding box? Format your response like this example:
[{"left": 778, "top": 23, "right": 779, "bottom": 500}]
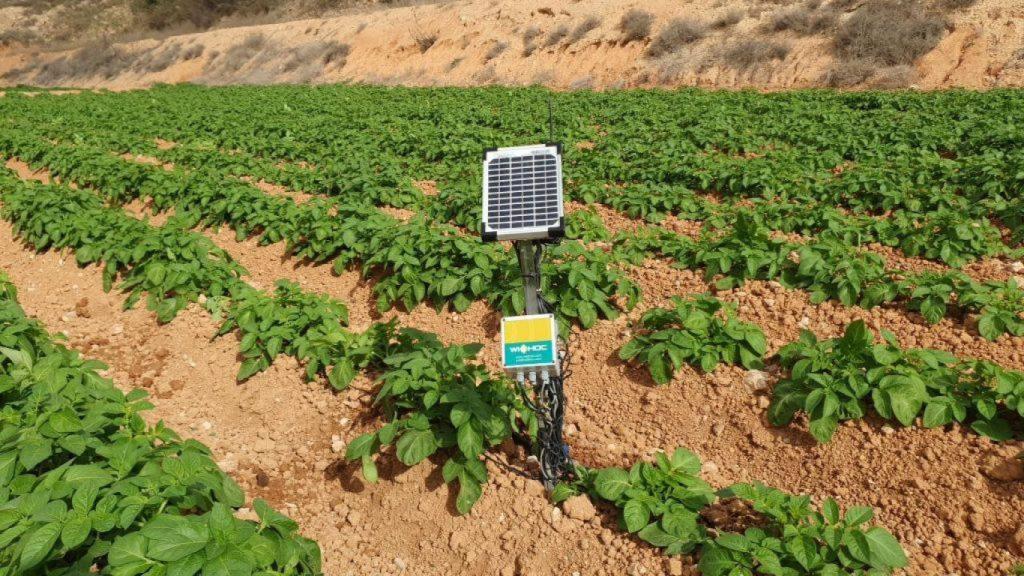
[
  {"left": 2, "top": 158, "right": 1024, "bottom": 574},
  {"left": 3, "top": 0, "right": 1024, "bottom": 91}
]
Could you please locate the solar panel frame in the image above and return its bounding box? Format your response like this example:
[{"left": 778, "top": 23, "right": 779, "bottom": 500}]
[{"left": 481, "top": 144, "right": 565, "bottom": 241}]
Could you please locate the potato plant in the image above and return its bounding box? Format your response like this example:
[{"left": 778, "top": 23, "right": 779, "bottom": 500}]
[
  {"left": 0, "top": 274, "right": 320, "bottom": 575},
  {"left": 345, "top": 329, "right": 535, "bottom": 514},
  {"left": 769, "top": 321, "right": 1024, "bottom": 442},
  {"left": 620, "top": 295, "right": 767, "bottom": 384}
]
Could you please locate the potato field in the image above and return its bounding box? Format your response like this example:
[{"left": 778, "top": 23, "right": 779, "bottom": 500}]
[{"left": 0, "top": 85, "right": 1022, "bottom": 576}]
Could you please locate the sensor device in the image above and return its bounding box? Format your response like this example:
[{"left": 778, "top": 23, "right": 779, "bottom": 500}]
[{"left": 501, "top": 313, "right": 559, "bottom": 374}]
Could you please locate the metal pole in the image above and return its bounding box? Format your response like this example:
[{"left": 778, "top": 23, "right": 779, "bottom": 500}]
[
  {"left": 517, "top": 241, "right": 541, "bottom": 315},
  {"left": 515, "top": 240, "right": 568, "bottom": 491}
]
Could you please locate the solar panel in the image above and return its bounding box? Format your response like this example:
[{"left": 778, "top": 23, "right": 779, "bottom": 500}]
[{"left": 481, "top": 144, "right": 564, "bottom": 241}]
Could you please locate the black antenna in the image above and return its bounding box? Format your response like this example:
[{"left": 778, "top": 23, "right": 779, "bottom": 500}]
[{"left": 547, "top": 95, "right": 555, "bottom": 143}]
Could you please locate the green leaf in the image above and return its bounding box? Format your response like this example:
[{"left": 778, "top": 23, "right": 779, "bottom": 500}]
[
  {"left": 19, "top": 438, "right": 52, "bottom": 470},
  {"left": 844, "top": 506, "right": 873, "bottom": 526},
  {"left": 970, "top": 418, "right": 1013, "bottom": 441},
  {"left": 61, "top": 515, "right": 92, "bottom": 549},
  {"left": 622, "top": 499, "right": 650, "bottom": 533},
  {"left": 698, "top": 543, "right": 735, "bottom": 576},
  {"left": 592, "top": 468, "right": 631, "bottom": 501},
  {"left": 19, "top": 522, "right": 60, "bottom": 569},
  {"left": 455, "top": 472, "right": 484, "bottom": 514},
  {"left": 637, "top": 523, "right": 678, "bottom": 548},
  {"left": 395, "top": 429, "right": 438, "bottom": 466},
  {"left": 328, "top": 360, "right": 356, "bottom": 390},
  {"left": 785, "top": 533, "right": 819, "bottom": 570},
  {"left": 822, "top": 499, "right": 840, "bottom": 524},
  {"left": 141, "top": 515, "right": 210, "bottom": 562},
  {"left": 108, "top": 533, "right": 149, "bottom": 568},
  {"left": 456, "top": 423, "right": 483, "bottom": 459},
  {"left": 865, "top": 527, "right": 908, "bottom": 568}
]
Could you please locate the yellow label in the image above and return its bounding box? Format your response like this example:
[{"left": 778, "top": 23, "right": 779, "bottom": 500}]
[{"left": 503, "top": 317, "right": 553, "bottom": 344}]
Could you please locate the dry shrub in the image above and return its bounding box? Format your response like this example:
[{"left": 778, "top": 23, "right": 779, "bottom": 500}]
[
  {"left": 321, "top": 41, "right": 349, "bottom": 65},
  {"left": 137, "top": 43, "right": 182, "bottom": 73},
  {"left": 545, "top": 24, "right": 569, "bottom": 48},
  {"left": 646, "top": 18, "right": 706, "bottom": 57},
  {"left": 0, "top": 29, "right": 39, "bottom": 47},
  {"left": 822, "top": 58, "right": 876, "bottom": 86},
  {"left": 414, "top": 32, "right": 437, "bottom": 53},
  {"left": 30, "top": 42, "right": 133, "bottom": 84},
  {"left": 484, "top": 41, "right": 507, "bottom": 62},
  {"left": 868, "top": 64, "right": 915, "bottom": 88},
  {"left": 766, "top": 3, "right": 837, "bottom": 35},
  {"left": 569, "top": 75, "right": 593, "bottom": 90},
  {"left": 618, "top": 8, "right": 654, "bottom": 44},
  {"left": 828, "top": 0, "right": 863, "bottom": 9},
  {"left": 569, "top": 15, "right": 601, "bottom": 43},
  {"left": 522, "top": 25, "right": 541, "bottom": 56},
  {"left": 939, "top": 0, "right": 976, "bottom": 8},
  {"left": 181, "top": 43, "right": 205, "bottom": 60},
  {"left": 833, "top": 0, "right": 947, "bottom": 66},
  {"left": 723, "top": 39, "right": 790, "bottom": 70},
  {"left": 537, "top": 7, "right": 554, "bottom": 16},
  {"left": 205, "top": 33, "right": 266, "bottom": 76},
  {"left": 131, "top": 0, "right": 282, "bottom": 31},
  {"left": 711, "top": 9, "right": 744, "bottom": 29}
]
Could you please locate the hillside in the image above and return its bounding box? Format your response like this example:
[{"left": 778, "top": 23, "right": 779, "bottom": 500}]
[{"left": 1, "top": 0, "right": 1023, "bottom": 90}]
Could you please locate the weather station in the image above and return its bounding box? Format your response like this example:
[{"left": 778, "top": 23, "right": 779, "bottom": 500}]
[{"left": 481, "top": 141, "right": 572, "bottom": 491}]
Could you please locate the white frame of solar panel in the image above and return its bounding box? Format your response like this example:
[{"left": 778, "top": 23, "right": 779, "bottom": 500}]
[{"left": 482, "top": 144, "right": 564, "bottom": 241}]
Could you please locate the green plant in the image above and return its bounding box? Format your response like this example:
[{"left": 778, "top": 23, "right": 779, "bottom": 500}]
[
  {"left": 620, "top": 295, "right": 767, "bottom": 384},
  {"left": 556, "top": 449, "right": 907, "bottom": 575},
  {"left": 565, "top": 207, "right": 611, "bottom": 242},
  {"left": 345, "top": 330, "right": 535, "bottom": 514},
  {"left": 960, "top": 278, "right": 1024, "bottom": 341},
  {"left": 217, "top": 281, "right": 393, "bottom": 385},
  {"left": 700, "top": 484, "right": 907, "bottom": 575},
  {"left": 0, "top": 273, "right": 321, "bottom": 575},
  {"left": 558, "top": 448, "right": 714, "bottom": 554},
  {"left": 769, "top": 321, "right": 1023, "bottom": 442}
]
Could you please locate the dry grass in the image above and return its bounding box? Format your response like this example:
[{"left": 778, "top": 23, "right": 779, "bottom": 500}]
[
  {"left": 722, "top": 39, "right": 790, "bottom": 70},
  {"left": 938, "top": 0, "right": 976, "bottom": 8},
  {"left": 618, "top": 8, "right": 654, "bottom": 44},
  {"left": 0, "top": 29, "right": 40, "bottom": 47},
  {"left": 833, "top": 0, "right": 947, "bottom": 66},
  {"left": 765, "top": 3, "right": 837, "bottom": 35},
  {"left": 202, "top": 33, "right": 267, "bottom": 80},
  {"left": 135, "top": 42, "right": 182, "bottom": 74},
  {"left": 484, "top": 41, "right": 507, "bottom": 62},
  {"left": 646, "top": 18, "right": 706, "bottom": 58},
  {"left": 414, "top": 31, "right": 437, "bottom": 53},
  {"left": 822, "top": 58, "right": 876, "bottom": 86},
  {"left": 711, "top": 9, "right": 744, "bottom": 29},
  {"left": 181, "top": 43, "right": 205, "bottom": 60},
  {"left": 522, "top": 25, "right": 541, "bottom": 56},
  {"left": 569, "top": 15, "right": 601, "bottom": 43},
  {"left": 544, "top": 24, "right": 569, "bottom": 48}
]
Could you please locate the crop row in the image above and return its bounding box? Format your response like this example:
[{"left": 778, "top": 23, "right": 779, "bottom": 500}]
[
  {"left": 4, "top": 126, "right": 1024, "bottom": 344},
  {"left": 0, "top": 131, "right": 639, "bottom": 330},
  {"left": 5, "top": 125, "right": 1024, "bottom": 340},
  {"left": 621, "top": 294, "right": 1024, "bottom": 442},
  {"left": 5, "top": 114, "right": 1016, "bottom": 269},
  {"left": 612, "top": 215, "right": 1024, "bottom": 340},
  {"left": 0, "top": 169, "right": 911, "bottom": 574},
  {"left": 3, "top": 86, "right": 1022, "bottom": 252},
  {"left": 0, "top": 272, "right": 322, "bottom": 575}
]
